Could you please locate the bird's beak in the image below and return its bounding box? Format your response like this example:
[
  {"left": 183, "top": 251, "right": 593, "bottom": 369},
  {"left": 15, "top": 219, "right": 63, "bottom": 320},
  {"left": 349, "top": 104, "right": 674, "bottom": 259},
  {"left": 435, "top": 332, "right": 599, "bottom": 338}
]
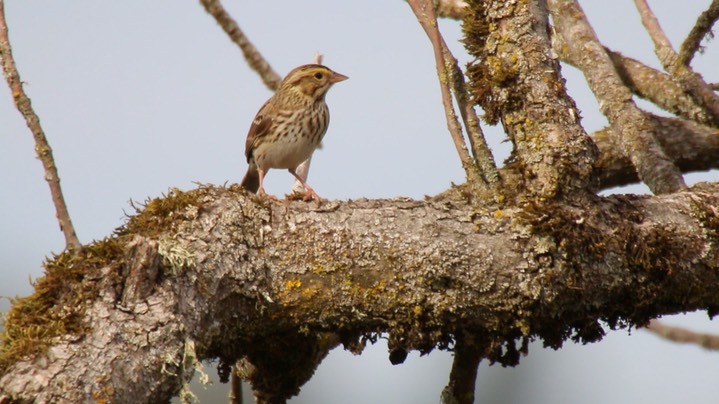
[{"left": 330, "top": 72, "right": 349, "bottom": 84}]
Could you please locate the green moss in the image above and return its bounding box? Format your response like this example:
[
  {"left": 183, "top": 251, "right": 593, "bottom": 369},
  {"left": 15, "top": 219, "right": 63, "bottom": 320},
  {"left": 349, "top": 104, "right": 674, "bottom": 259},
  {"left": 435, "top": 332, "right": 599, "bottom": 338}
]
[
  {"left": 118, "top": 184, "right": 246, "bottom": 239},
  {"left": 0, "top": 185, "right": 250, "bottom": 375},
  {"left": 0, "top": 237, "right": 124, "bottom": 374}
]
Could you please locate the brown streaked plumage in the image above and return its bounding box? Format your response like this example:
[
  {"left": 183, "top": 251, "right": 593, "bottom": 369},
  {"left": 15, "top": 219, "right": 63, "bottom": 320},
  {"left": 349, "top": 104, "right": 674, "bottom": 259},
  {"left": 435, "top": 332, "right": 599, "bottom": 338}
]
[{"left": 240, "top": 64, "right": 348, "bottom": 201}]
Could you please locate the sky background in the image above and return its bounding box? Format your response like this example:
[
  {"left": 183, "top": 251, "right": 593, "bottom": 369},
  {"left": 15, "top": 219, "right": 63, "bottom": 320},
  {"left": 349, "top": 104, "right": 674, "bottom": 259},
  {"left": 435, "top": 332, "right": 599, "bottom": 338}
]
[{"left": 1, "top": 1, "right": 718, "bottom": 403}]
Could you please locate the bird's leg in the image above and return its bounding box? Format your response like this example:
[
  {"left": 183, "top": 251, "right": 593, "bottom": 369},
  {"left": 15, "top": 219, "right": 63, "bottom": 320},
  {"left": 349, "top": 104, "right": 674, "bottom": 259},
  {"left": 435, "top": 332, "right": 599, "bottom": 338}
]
[
  {"left": 289, "top": 168, "right": 322, "bottom": 202},
  {"left": 257, "top": 169, "right": 278, "bottom": 200}
]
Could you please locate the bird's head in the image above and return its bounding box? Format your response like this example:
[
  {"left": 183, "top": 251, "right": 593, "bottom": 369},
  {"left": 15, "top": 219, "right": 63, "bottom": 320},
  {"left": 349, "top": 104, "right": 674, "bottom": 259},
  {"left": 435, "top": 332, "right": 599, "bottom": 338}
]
[{"left": 280, "top": 64, "right": 348, "bottom": 102}]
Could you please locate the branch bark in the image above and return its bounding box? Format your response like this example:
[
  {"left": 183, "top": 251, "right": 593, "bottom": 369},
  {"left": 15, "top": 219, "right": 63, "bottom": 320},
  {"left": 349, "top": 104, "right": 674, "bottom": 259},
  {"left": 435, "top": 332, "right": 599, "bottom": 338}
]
[
  {"left": 1, "top": 183, "right": 718, "bottom": 402},
  {"left": 549, "top": 0, "right": 686, "bottom": 194},
  {"left": 441, "top": 334, "right": 483, "bottom": 404},
  {"left": 0, "top": 0, "right": 81, "bottom": 252},
  {"left": 464, "top": 0, "right": 596, "bottom": 199},
  {"left": 592, "top": 114, "right": 719, "bottom": 190},
  {"left": 408, "top": 0, "right": 484, "bottom": 189},
  {"left": 677, "top": 0, "right": 719, "bottom": 66},
  {"left": 199, "top": 0, "right": 281, "bottom": 91},
  {"left": 645, "top": 319, "right": 719, "bottom": 350},
  {"left": 604, "top": 49, "right": 719, "bottom": 128},
  {"left": 634, "top": 0, "right": 719, "bottom": 126}
]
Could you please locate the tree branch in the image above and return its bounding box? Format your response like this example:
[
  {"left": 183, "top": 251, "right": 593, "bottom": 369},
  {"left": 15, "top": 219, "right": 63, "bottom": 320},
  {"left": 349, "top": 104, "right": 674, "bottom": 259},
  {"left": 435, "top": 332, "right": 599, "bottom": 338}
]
[
  {"left": 441, "top": 38, "right": 500, "bottom": 188},
  {"left": 592, "top": 114, "right": 719, "bottom": 190},
  {"left": 1, "top": 183, "right": 718, "bottom": 401},
  {"left": 634, "top": 0, "right": 719, "bottom": 126},
  {"left": 0, "top": 0, "right": 81, "bottom": 252},
  {"left": 549, "top": 0, "right": 686, "bottom": 195},
  {"left": 604, "top": 49, "right": 718, "bottom": 128},
  {"left": 407, "top": 0, "right": 483, "bottom": 188},
  {"left": 441, "top": 334, "right": 483, "bottom": 404},
  {"left": 199, "top": 0, "right": 281, "bottom": 91},
  {"left": 645, "top": 319, "right": 719, "bottom": 350},
  {"left": 677, "top": 0, "right": 719, "bottom": 66},
  {"left": 464, "top": 0, "right": 597, "bottom": 199}
]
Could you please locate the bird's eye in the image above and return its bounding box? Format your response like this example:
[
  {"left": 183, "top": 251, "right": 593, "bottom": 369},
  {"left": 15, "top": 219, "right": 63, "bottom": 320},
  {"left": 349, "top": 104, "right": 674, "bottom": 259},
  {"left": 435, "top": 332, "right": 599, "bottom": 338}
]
[{"left": 314, "top": 72, "right": 324, "bottom": 80}]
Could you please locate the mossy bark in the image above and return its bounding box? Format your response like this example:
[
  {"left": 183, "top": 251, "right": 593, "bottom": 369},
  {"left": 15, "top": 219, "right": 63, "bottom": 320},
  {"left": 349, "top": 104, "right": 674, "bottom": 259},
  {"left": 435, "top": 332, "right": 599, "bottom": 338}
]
[{"left": 1, "top": 183, "right": 718, "bottom": 402}]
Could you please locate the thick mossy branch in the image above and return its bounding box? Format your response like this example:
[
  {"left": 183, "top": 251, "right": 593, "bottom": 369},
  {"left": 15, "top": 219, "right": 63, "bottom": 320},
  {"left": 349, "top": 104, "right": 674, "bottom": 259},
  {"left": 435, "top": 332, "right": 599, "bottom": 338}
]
[
  {"left": 1, "top": 184, "right": 718, "bottom": 402},
  {"left": 0, "top": 238, "right": 124, "bottom": 374},
  {"left": 0, "top": 185, "right": 240, "bottom": 376},
  {"left": 461, "top": 0, "right": 596, "bottom": 198}
]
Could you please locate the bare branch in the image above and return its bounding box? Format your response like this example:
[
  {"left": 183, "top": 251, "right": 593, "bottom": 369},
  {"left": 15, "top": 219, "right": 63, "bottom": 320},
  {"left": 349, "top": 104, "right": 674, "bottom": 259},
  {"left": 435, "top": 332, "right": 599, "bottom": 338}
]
[
  {"left": 549, "top": 0, "right": 686, "bottom": 194},
  {"left": 0, "top": 0, "right": 81, "bottom": 251},
  {"left": 441, "top": 39, "right": 500, "bottom": 187},
  {"left": 678, "top": 0, "right": 719, "bottom": 66},
  {"left": 199, "top": 0, "right": 281, "bottom": 91},
  {"left": 592, "top": 114, "right": 719, "bottom": 190},
  {"left": 605, "top": 49, "right": 717, "bottom": 127},
  {"left": 633, "top": 0, "right": 675, "bottom": 54},
  {"left": 441, "top": 335, "right": 483, "bottom": 404},
  {"left": 645, "top": 319, "right": 719, "bottom": 350},
  {"left": 407, "top": 0, "right": 483, "bottom": 187},
  {"left": 634, "top": 0, "right": 719, "bottom": 126}
]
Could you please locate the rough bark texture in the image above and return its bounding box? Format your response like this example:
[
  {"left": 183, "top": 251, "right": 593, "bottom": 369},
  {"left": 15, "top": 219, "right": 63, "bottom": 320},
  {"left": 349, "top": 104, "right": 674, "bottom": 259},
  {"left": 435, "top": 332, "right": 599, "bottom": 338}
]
[
  {"left": 593, "top": 114, "right": 719, "bottom": 190},
  {"left": 2, "top": 1, "right": 719, "bottom": 403},
  {"left": 604, "top": 50, "right": 717, "bottom": 128},
  {"left": 1, "top": 183, "right": 718, "bottom": 402},
  {"left": 549, "top": 0, "right": 686, "bottom": 195},
  {"left": 463, "top": 0, "right": 596, "bottom": 199}
]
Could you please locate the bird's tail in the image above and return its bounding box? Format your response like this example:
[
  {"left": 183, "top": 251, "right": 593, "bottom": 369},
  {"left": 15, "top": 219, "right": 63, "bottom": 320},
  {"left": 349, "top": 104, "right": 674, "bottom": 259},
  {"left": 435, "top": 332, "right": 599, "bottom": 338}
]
[{"left": 241, "top": 164, "right": 260, "bottom": 193}]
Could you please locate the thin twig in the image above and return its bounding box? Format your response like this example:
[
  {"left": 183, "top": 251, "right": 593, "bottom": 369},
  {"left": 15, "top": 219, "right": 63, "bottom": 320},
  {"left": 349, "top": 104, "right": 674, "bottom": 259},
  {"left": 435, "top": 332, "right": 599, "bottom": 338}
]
[
  {"left": 677, "top": 0, "right": 719, "bottom": 66},
  {"left": 634, "top": 0, "right": 719, "bottom": 126},
  {"left": 407, "top": 0, "right": 482, "bottom": 186},
  {"left": 0, "top": 0, "right": 81, "bottom": 251},
  {"left": 440, "top": 39, "right": 499, "bottom": 186},
  {"left": 199, "top": 0, "right": 281, "bottom": 91},
  {"left": 645, "top": 319, "right": 719, "bottom": 350},
  {"left": 633, "top": 0, "right": 674, "bottom": 54}
]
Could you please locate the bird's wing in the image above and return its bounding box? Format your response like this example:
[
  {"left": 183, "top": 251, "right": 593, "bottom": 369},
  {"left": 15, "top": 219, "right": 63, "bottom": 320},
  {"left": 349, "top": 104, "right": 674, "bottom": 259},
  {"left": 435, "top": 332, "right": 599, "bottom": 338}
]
[{"left": 244, "top": 100, "right": 274, "bottom": 163}]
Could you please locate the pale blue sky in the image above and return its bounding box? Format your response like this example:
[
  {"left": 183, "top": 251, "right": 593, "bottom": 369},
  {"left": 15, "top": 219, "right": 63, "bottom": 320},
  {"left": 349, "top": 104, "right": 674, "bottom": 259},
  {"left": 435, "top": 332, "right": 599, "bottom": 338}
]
[{"left": 1, "top": 1, "right": 717, "bottom": 403}]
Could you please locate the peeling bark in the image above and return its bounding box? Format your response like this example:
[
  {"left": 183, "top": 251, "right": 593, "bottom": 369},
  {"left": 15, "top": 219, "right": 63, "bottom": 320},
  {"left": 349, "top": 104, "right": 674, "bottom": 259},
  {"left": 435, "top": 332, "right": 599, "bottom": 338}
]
[{"left": 2, "top": 184, "right": 718, "bottom": 402}]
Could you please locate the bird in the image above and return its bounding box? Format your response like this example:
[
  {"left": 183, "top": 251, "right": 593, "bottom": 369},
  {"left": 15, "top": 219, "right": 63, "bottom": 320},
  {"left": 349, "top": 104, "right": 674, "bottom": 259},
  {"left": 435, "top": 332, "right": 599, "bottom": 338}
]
[{"left": 240, "top": 64, "right": 348, "bottom": 201}]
